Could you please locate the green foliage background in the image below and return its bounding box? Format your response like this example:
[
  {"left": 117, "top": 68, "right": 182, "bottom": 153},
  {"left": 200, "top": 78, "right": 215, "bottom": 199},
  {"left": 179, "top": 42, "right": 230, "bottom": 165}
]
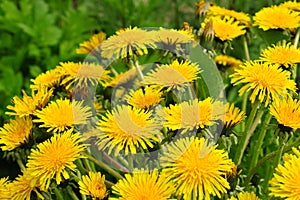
[{"left": 0, "top": 0, "right": 286, "bottom": 182}]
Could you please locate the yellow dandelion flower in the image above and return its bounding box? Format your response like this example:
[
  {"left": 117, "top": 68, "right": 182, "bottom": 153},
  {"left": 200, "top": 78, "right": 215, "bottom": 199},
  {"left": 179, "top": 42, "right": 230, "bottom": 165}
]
[
  {"left": 153, "top": 28, "right": 195, "bottom": 50},
  {"left": 202, "top": 18, "right": 215, "bottom": 40},
  {"left": 58, "top": 62, "right": 109, "bottom": 89},
  {"left": 78, "top": 171, "right": 107, "bottom": 200},
  {"left": 30, "top": 68, "right": 62, "bottom": 90},
  {"left": 224, "top": 103, "right": 246, "bottom": 128},
  {"left": 76, "top": 32, "right": 106, "bottom": 54},
  {"left": 228, "top": 192, "right": 260, "bottom": 200},
  {"left": 26, "top": 130, "right": 86, "bottom": 190},
  {"left": 254, "top": 6, "right": 300, "bottom": 31},
  {"left": 0, "top": 117, "right": 32, "bottom": 151},
  {"left": 110, "top": 169, "right": 175, "bottom": 200},
  {"left": 202, "top": 16, "right": 246, "bottom": 41},
  {"left": 158, "top": 98, "right": 223, "bottom": 133},
  {"left": 269, "top": 146, "right": 300, "bottom": 199},
  {"left": 215, "top": 55, "right": 243, "bottom": 68},
  {"left": 195, "top": 0, "right": 213, "bottom": 16},
  {"left": 102, "top": 67, "right": 140, "bottom": 88},
  {"left": 207, "top": 5, "right": 251, "bottom": 26},
  {"left": 6, "top": 87, "right": 53, "bottom": 117},
  {"left": 269, "top": 97, "right": 300, "bottom": 129},
  {"left": 230, "top": 61, "right": 297, "bottom": 106},
  {"left": 143, "top": 59, "right": 201, "bottom": 90},
  {"left": 100, "top": 27, "right": 156, "bottom": 59},
  {"left": 33, "top": 99, "right": 92, "bottom": 133},
  {"left": 160, "top": 137, "right": 234, "bottom": 200},
  {"left": 97, "top": 105, "right": 162, "bottom": 155},
  {"left": 260, "top": 44, "right": 300, "bottom": 68},
  {"left": 0, "top": 177, "right": 9, "bottom": 200},
  {"left": 6, "top": 170, "right": 43, "bottom": 200},
  {"left": 279, "top": 1, "right": 300, "bottom": 12},
  {"left": 126, "top": 87, "right": 163, "bottom": 109}
]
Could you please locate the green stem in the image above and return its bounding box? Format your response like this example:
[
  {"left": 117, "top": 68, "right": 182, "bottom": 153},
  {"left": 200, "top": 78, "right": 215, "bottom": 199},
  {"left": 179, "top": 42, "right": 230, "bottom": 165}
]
[
  {"left": 83, "top": 158, "right": 93, "bottom": 171},
  {"left": 293, "top": 28, "right": 300, "bottom": 48},
  {"left": 130, "top": 57, "right": 144, "bottom": 81},
  {"left": 103, "top": 152, "right": 129, "bottom": 173},
  {"left": 134, "top": 60, "right": 144, "bottom": 80},
  {"left": 248, "top": 110, "right": 264, "bottom": 137},
  {"left": 67, "top": 185, "right": 80, "bottom": 200},
  {"left": 15, "top": 152, "right": 25, "bottom": 171},
  {"left": 83, "top": 153, "right": 124, "bottom": 180},
  {"left": 110, "top": 65, "right": 119, "bottom": 76},
  {"left": 234, "top": 101, "right": 260, "bottom": 165},
  {"left": 242, "top": 35, "right": 250, "bottom": 61},
  {"left": 241, "top": 92, "right": 248, "bottom": 132},
  {"left": 128, "top": 154, "right": 134, "bottom": 171},
  {"left": 54, "top": 188, "right": 64, "bottom": 200},
  {"left": 105, "top": 180, "right": 115, "bottom": 188},
  {"left": 75, "top": 159, "right": 86, "bottom": 174},
  {"left": 263, "top": 134, "right": 288, "bottom": 189},
  {"left": 244, "top": 134, "right": 300, "bottom": 187},
  {"left": 241, "top": 35, "right": 250, "bottom": 132},
  {"left": 248, "top": 112, "right": 272, "bottom": 171}
]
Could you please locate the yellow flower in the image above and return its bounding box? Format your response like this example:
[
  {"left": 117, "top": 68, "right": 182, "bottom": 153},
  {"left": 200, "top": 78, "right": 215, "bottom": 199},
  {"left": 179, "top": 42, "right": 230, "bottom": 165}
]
[
  {"left": 102, "top": 67, "right": 140, "bottom": 88},
  {"left": 6, "top": 170, "right": 43, "bottom": 200},
  {"left": 76, "top": 32, "right": 106, "bottom": 54},
  {"left": 195, "top": 0, "right": 212, "bottom": 16},
  {"left": 110, "top": 169, "right": 175, "bottom": 200},
  {"left": 58, "top": 62, "right": 109, "bottom": 89},
  {"left": 207, "top": 5, "right": 251, "bottom": 26},
  {"left": 279, "top": 1, "right": 300, "bottom": 12},
  {"left": 0, "top": 117, "right": 32, "bottom": 151},
  {"left": 97, "top": 105, "right": 162, "bottom": 155},
  {"left": 224, "top": 102, "right": 246, "bottom": 128},
  {"left": 215, "top": 55, "right": 243, "bottom": 68},
  {"left": 153, "top": 28, "right": 195, "bottom": 50},
  {"left": 6, "top": 88, "right": 53, "bottom": 117},
  {"left": 202, "top": 16, "right": 246, "bottom": 41},
  {"left": 34, "top": 99, "right": 92, "bottom": 133},
  {"left": 260, "top": 44, "right": 300, "bottom": 68},
  {"left": 253, "top": 6, "right": 300, "bottom": 31},
  {"left": 78, "top": 171, "right": 107, "bottom": 200},
  {"left": 160, "top": 137, "right": 234, "bottom": 200},
  {"left": 143, "top": 59, "right": 201, "bottom": 90},
  {"left": 30, "top": 68, "right": 62, "bottom": 90},
  {"left": 26, "top": 130, "right": 86, "bottom": 191},
  {"left": 269, "top": 146, "right": 300, "bottom": 199},
  {"left": 100, "top": 27, "right": 156, "bottom": 59},
  {"left": 158, "top": 98, "right": 223, "bottom": 133},
  {"left": 126, "top": 87, "right": 163, "bottom": 109},
  {"left": 269, "top": 97, "right": 300, "bottom": 129},
  {"left": 228, "top": 192, "right": 260, "bottom": 200},
  {"left": 230, "top": 61, "right": 297, "bottom": 106},
  {"left": 0, "top": 177, "right": 9, "bottom": 200}
]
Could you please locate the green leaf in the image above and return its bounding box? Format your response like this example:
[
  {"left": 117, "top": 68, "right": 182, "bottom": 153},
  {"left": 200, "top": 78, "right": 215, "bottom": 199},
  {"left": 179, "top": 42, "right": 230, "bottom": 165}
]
[
  {"left": 16, "top": 23, "right": 35, "bottom": 37},
  {"left": 253, "top": 27, "right": 291, "bottom": 46},
  {"left": 0, "top": 68, "right": 23, "bottom": 95},
  {"left": 29, "top": 65, "right": 42, "bottom": 77},
  {"left": 190, "top": 45, "right": 225, "bottom": 100}
]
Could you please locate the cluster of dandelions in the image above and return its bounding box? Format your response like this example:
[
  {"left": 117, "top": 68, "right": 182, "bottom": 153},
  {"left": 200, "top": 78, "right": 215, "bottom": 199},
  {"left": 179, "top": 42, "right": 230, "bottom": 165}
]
[{"left": 0, "top": 0, "right": 300, "bottom": 200}]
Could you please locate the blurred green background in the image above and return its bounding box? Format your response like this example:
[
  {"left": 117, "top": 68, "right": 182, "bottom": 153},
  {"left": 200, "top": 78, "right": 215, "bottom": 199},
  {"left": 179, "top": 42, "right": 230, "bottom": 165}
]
[{"left": 0, "top": 0, "right": 285, "bottom": 178}]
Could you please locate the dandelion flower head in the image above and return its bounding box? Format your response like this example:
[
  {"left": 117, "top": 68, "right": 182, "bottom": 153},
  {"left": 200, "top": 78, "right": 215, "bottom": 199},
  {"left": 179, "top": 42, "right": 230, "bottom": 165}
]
[
  {"left": 26, "top": 130, "right": 86, "bottom": 190},
  {"left": 160, "top": 137, "right": 234, "bottom": 200},
  {"left": 97, "top": 105, "right": 162, "bottom": 155},
  {"left": 78, "top": 171, "right": 107, "bottom": 199},
  {"left": 230, "top": 61, "right": 296, "bottom": 106},
  {"left": 110, "top": 169, "right": 175, "bottom": 200},
  {"left": 254, "top": 6, "right": 300, "bottom": 31}
]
